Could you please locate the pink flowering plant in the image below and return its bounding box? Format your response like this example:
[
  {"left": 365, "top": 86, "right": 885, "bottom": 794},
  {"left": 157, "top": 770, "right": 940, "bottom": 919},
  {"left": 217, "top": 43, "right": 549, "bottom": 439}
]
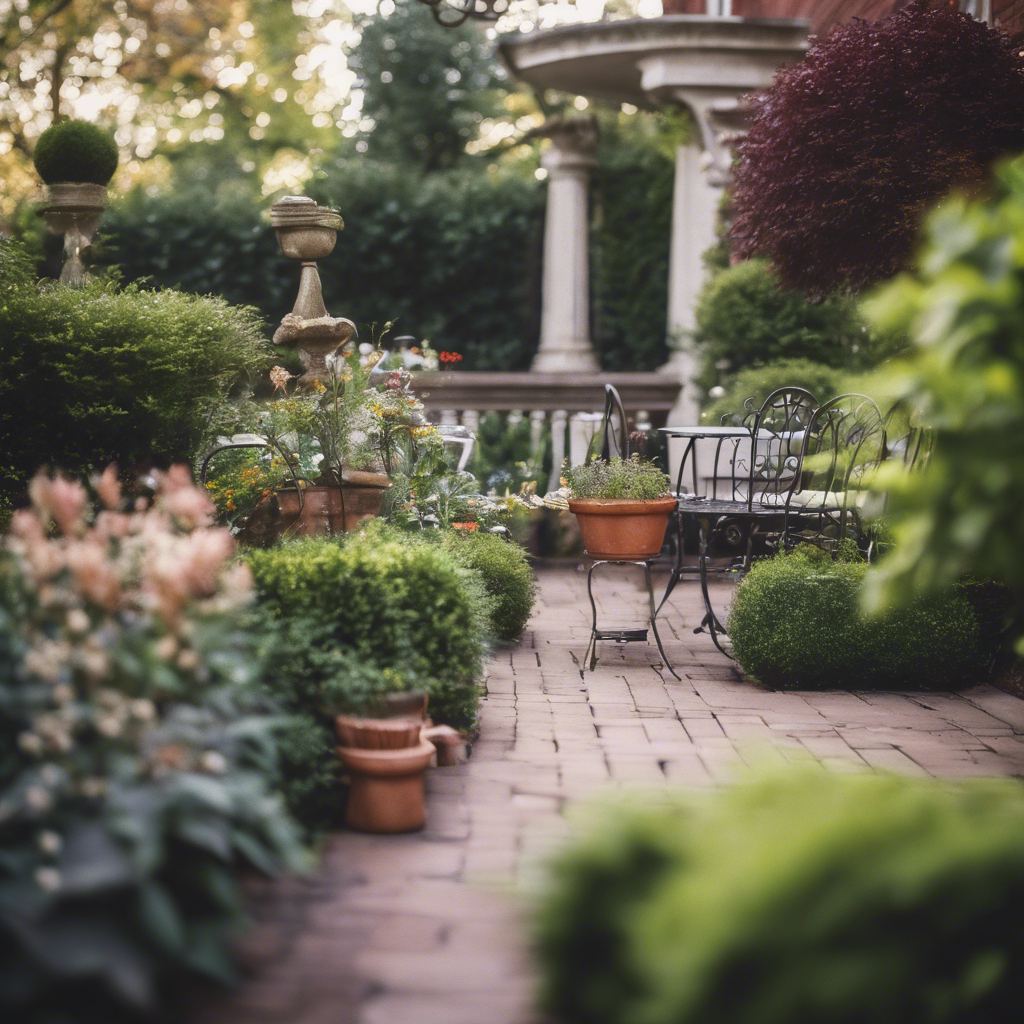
[{"left": 0, "top": 467, "right": 304, "bottom": 1019}]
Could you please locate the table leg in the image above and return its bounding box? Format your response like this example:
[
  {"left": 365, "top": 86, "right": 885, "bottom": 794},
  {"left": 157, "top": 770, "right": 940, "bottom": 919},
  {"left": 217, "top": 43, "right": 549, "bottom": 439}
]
[{"left": 646, "top": 561, "right": 680, "bottom": 680}]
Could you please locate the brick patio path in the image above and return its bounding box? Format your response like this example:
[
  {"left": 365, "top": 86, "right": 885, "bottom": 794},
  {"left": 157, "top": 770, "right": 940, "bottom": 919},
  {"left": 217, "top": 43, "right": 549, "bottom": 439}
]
[{"left": 196, "top": 565, "right": 1024, "bottom": 1024}]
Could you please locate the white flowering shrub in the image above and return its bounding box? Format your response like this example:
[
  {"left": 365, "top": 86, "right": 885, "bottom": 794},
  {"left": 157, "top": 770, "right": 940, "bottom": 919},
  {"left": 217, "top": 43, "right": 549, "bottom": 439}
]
[{"left": 0, "top": 467, "right": 304, "bottom": 1020}]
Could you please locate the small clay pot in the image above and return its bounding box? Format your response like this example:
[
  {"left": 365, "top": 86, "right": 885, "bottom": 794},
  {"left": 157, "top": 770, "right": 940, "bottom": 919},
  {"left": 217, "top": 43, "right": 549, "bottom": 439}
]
[
  {"left": 568, "top": 496, "right": 678, "bottom": 561},
  {"left": 337, "top": 739, "right": 436, "bottom": 833},
  {"left": 335, "top": 714, "right": 421, "bottom": 750}
]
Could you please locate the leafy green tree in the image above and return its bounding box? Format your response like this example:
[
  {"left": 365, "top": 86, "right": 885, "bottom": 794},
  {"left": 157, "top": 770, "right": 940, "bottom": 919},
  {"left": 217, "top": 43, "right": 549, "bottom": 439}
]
[
  {"left": 349, "top": 3, "right": 505, "bottom": 171},
  {"left": 862, "top": 154, "right": 1024, "bottom": 632}
]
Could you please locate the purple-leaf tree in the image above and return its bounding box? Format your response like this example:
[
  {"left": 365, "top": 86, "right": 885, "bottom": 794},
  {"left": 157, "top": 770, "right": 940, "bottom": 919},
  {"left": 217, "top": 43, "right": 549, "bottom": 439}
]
[{"left": 730, "top": 0, "right": 1024, "bottom": 299}]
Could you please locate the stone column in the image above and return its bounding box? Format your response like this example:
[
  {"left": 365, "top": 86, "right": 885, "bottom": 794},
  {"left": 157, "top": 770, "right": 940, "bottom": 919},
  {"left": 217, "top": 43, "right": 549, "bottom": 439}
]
[
  {"left": 661, "top": 140, "right": 723, "bottom": 429},
  {"left": 532, "top": 117, "right": 600, "bottom": 373}
]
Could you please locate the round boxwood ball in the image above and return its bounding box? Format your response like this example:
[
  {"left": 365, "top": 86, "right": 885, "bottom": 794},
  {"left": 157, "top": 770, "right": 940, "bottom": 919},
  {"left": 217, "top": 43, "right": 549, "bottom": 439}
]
[{"left": 33, "top": 119, "right": 119, "bottom": 186}]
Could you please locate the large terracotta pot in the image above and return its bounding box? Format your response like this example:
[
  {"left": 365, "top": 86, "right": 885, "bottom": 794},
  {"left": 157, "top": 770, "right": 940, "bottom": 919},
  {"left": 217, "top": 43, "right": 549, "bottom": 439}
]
[
  {"left": 276, "top": 474, "right": 390, "bottom": 537},
  {"left": 567, "top": 496, "right": 678, "bottom": 561},
  {"left": 336, "top": 739, "right": 436, "bottom": 833}
]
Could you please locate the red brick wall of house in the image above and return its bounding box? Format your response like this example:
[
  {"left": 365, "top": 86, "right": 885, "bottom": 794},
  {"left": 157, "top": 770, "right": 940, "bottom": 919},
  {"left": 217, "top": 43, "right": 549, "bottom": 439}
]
[
  {"left": 664, "top": 2, "right": 1021, "bottom": 37},
  {"left": 730, "top": 1, "right": 899, "bottom": 29},
  {"left": 994, "top": 0, "right": 1024, "bottom": 36}
]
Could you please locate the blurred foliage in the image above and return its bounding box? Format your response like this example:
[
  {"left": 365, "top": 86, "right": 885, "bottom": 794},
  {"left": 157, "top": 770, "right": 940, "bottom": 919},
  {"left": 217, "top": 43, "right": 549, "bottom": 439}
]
[
  {"left": 699, "top": 359, "right": 850, "bottom": 425},
  {"left": 693, "top": 258, "right": 879, "bottom": 398},
  {"left": 0, "top": 2, "right": 335, "bottom": 216},
  {"left": 0, "top": 239, "right": 270, "bottom": 507},
  {"left": 349, "top": 2, "right": 506, "bottom": 172},
  {"left": 862, "top": 154, "right": 1024, "bottom": 633},
  {"left": 471, "top": 413, "right": 550, "bottom": 496},
  {"left": 537, "top": 769, "right": 1024, "bottom": 1024},
  {"left": 95, "top": 163, "right": 544, "bottom": 370},
  {"left": 731, "top": 0, "right": 1024, "bottom": 298},
  {"left": 728, "top": 549, "right": 984, "bottom": 690}
]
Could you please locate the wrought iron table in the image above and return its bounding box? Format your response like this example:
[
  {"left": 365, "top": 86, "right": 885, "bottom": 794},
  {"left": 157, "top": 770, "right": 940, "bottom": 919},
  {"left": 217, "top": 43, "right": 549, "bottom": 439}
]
[{"left": 658, "top": 425, "right": 756, "bottom": 655}]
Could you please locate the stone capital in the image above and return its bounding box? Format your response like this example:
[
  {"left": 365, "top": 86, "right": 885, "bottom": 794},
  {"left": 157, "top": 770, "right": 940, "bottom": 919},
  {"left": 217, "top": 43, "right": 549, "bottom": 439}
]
[{"left": 536, "top": 115, "right": 599, "bottom": 173}]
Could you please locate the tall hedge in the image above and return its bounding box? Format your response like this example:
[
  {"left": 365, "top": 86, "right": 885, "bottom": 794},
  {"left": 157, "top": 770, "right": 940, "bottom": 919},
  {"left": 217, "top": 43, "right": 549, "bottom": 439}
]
[
  {"left": 97, "top": 163, "right": 544, "bottom": 371},
  {"left": 0, "top": 240, "right": 269, "bottom": 504}
]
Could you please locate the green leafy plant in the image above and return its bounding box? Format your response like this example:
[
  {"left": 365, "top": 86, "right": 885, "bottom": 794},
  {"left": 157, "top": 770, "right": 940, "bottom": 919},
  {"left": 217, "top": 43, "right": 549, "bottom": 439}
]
[
  {"left": 728, "top": 550, "right": 982, "bottom": 690},
  {"left": 537, "top": 769, "right": 1024, "bottom": 1024},
  {"left": 32, "top": 119, "right": 119, "bottom": 186},
  {"left": 862, "top": 154, "right": 1024, "bottom": 636},
  {"left": 441, "top": 532, "right": 537, "bottom": 643},
  {"left": 0, "top": 467, "right": 304, "bottom": 1021},
  {"left": 0, "top": 240, "right": 270, "bottom": 507},
  {"left": 566, "top": 457, "right": 669, "bottom": 502}
]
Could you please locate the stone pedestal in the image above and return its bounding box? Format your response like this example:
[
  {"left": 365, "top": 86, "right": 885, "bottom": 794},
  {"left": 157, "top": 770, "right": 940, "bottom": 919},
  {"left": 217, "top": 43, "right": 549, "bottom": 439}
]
[{"left": 532, "top": 118, "right": 600, "bottom": 373}]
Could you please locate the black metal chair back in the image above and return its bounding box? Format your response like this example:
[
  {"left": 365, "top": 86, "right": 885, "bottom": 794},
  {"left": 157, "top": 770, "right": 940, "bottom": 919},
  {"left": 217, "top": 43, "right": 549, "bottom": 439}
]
[
  {"left": 593, "top": 383, "right": 629, "bottom": 462},
  {"left": 741, "top": 387, "right": 820, "bottom": 507},
  {"left": 786, "top": 392, "right": 886, "bottom": 551},
  {"left": 882, "top": 401, "right": 932, "bottom": 472}
]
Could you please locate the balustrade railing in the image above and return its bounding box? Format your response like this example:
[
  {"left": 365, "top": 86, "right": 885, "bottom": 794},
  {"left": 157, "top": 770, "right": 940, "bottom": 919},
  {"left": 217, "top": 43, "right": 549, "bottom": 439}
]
[{"left": 412, "top": 371, "right": 682, "bottom": 493}]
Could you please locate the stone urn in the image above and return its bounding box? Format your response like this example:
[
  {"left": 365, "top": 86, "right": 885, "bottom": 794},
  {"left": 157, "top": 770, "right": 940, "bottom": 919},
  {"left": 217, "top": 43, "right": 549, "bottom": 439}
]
[
  {"left": 37, "top": 182, "right": 108, "bottom": 285},
  {"left": 270, "top": 196, "right": 356, "bottom": 385}
]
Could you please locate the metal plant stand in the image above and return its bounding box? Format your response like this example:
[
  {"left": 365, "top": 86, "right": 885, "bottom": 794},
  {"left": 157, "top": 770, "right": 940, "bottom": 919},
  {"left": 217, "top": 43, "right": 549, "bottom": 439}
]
[{"left": 582, "top": 559, "right": 680, "bottom": 680}]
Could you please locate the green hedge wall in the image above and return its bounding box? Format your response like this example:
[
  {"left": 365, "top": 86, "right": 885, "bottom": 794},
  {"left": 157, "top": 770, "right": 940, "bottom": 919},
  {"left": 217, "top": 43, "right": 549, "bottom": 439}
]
[{"left": 97, "top": 163, "right": 544, "bottom": 371}]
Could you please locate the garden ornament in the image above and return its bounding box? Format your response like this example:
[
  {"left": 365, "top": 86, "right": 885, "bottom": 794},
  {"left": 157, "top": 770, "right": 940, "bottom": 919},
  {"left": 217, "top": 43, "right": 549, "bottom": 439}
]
[{"left": 270, "top": 195, "right": 356, "bottom": 385}]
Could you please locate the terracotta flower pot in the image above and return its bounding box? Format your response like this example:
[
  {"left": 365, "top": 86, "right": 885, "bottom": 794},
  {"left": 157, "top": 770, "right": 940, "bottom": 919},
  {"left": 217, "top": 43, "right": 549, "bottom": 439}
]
[
  {"left": 567, "top": 496, "right": 678, "bottom": 561},
  {"left": 276, "top": 476, "right": 390, "bottom": 537},
  {"left": 337, "top": 739, "right": 436, "bottom": 833}
]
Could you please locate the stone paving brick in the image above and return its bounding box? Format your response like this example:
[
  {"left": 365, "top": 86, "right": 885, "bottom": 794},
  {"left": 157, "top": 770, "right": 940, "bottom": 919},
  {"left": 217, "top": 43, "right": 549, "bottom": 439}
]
[{"left": 201, "top": 567, "right": 1024, "bottom": 1024}]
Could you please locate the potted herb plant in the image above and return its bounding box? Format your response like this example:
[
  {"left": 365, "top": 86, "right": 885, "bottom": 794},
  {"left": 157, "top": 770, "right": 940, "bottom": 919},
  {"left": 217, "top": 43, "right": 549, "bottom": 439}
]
[
  {"left": 566, "top": 455, "right": 677, "bottom": 561},
  {"left": 33, "top": 119, "right": 119, "bottom": 284}
]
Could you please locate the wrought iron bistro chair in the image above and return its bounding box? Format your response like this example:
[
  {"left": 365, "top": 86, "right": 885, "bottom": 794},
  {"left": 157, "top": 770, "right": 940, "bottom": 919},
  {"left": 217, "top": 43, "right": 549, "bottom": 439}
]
[
  {"left": 779, "top": 393, "right": 887, "bottom": 556},
  {"left": 579, "top": 385, "right": 679, "bottom": 680},
  {"left": 658, "top": 387, "right": 820, "bottom": 654}
]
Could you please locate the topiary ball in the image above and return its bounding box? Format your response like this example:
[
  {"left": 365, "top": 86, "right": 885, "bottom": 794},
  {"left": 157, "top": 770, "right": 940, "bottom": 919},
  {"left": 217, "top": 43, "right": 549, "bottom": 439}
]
[
  {"left": 727, "top": 551, "right": 981, "bottom": 690},
  {"left": 33, "top": 119, "right": 119, "bottom": 186}
]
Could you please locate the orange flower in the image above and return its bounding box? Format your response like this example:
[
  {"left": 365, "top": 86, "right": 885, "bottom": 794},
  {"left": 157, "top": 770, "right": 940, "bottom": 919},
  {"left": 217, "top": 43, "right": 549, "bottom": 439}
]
[{"left": 452, "top": 522, "right": 479, "bottom": 532}]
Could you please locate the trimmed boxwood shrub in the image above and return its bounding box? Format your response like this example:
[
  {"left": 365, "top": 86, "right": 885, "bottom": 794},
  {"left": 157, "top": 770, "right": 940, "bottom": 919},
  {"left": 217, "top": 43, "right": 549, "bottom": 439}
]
[
  {"left": 442, "top": 532, "right": 537, "bottom": 642},
  {"left": 727, "top": 551, "right": 982, "bottom": 690},
  {"left": 693, "top": 258, "right": 873, "bottom": 395},
  {"left": 32, "top": 119, "right": 119, "bottom": 186},
  {"left": 0, "top": 240, "right": 269, "bottom": 505},
  {"left": 700, "top": 358, "right": 848, "bottom": 425},
  {"left": 246, "top": 531, "right": 492, "bottom": 828},
  {"left": 537, "top": 769, "right": 1024, "bottom": 1024}
]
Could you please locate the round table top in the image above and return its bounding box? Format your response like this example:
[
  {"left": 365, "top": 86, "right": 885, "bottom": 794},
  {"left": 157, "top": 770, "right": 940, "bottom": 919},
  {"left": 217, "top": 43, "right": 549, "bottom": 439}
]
[{"left": 659, "top": 425, "right": 752, "bottom": 439}]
